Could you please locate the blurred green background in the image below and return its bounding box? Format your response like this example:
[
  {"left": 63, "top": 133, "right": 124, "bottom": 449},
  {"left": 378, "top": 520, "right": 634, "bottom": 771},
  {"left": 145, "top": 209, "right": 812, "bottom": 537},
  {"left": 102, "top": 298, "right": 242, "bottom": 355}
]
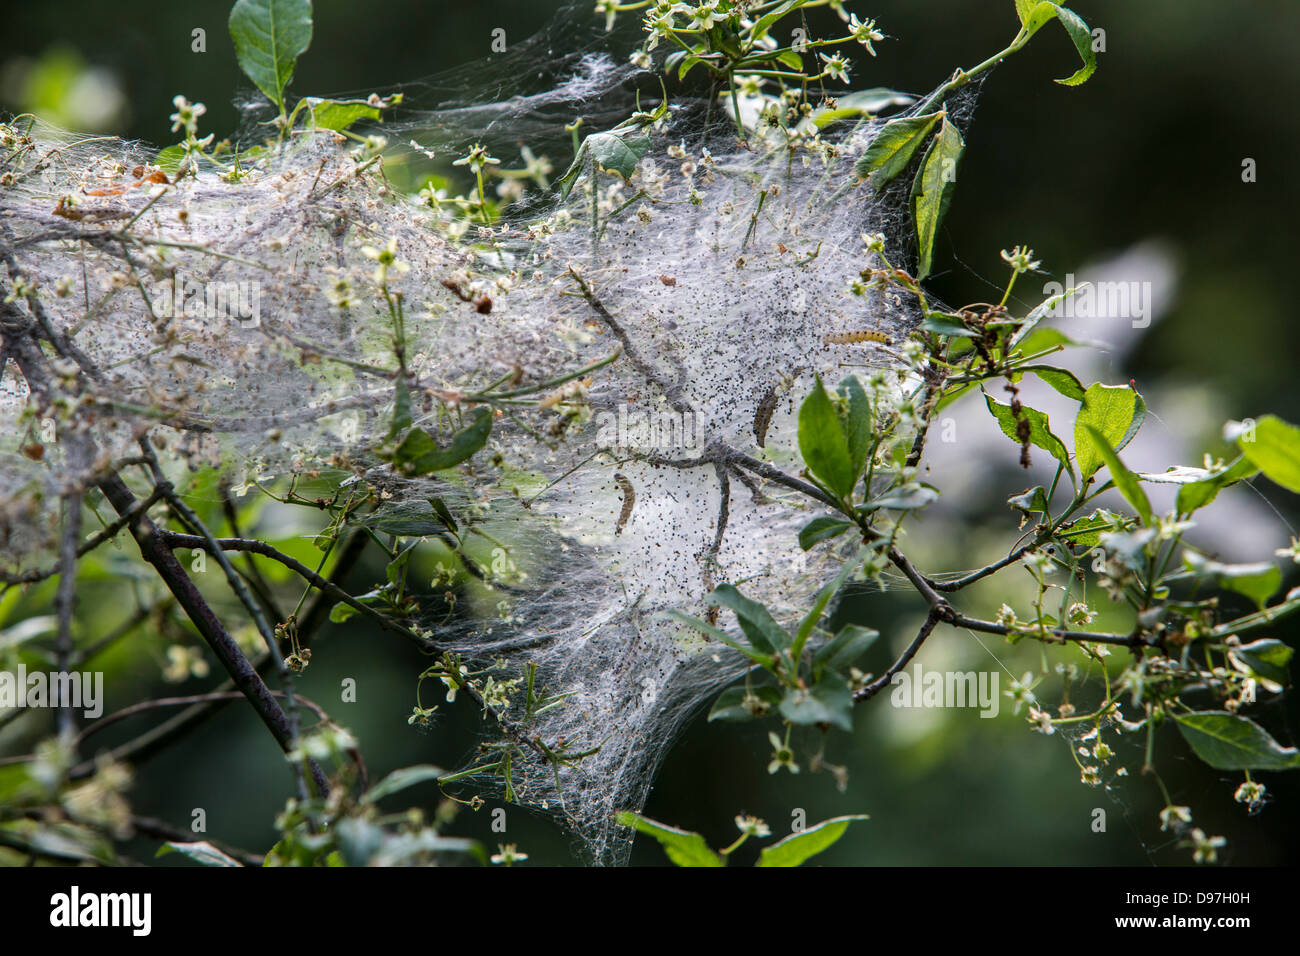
[{"left": 3, "top": 0, "right": 1298, "bottom": 865}]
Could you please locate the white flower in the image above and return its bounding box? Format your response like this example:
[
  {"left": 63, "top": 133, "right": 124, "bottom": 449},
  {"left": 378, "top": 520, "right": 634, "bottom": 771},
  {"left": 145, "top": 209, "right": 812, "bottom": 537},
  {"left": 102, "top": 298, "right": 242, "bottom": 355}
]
[
  {"left": 848, "top": 15, "right": 885, "bottom": 55},
  {"left": 1027, "top": 706, "right": 1055, "bottom": 735},
  {"left": 1000, "top": 245, "right": 1041, "bottom": 274},
  {"left": 820, "top": 53, "right": 851, "bottom": 84}
]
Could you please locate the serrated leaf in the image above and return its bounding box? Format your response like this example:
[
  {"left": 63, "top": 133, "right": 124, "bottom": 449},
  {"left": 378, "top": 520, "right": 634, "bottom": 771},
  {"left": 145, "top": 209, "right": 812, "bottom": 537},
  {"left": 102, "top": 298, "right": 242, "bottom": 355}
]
[
  {"left": 1174, "top": 712, "right": 1300, "bottom": 771},
  {"left": 1074, "top": 383, "right": 1139, "bottom": 479},
  {"left": 1024, "top": 365, "right": 1086, "bottom": 401},
  {"left": 854, "top": 111, "right": 942, "bottom": 188},
  {"left": 616, "top": 811, "right": 724, "bottom": 867},
  {"left": 910, "top": 115, "right": 964, "bottom": 281},
  {"left": 228, "top": 0, "right": 313, "bottom": 112},
  {"left": 1020, "top": 2, "right": 1098, "bottom": 86},
  {"left": 756, "top": 815, "right": 869, "bottom": 867},
  {"left": 984, "top": 393, "right": 1073, "bottom": 475}
]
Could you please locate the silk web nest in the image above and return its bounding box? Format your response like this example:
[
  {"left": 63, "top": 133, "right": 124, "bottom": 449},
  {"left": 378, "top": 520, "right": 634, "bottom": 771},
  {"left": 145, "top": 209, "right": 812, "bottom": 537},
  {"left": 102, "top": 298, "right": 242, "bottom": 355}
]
[{"left": 0, "top": 13, "right": 982, "bottom": 863}]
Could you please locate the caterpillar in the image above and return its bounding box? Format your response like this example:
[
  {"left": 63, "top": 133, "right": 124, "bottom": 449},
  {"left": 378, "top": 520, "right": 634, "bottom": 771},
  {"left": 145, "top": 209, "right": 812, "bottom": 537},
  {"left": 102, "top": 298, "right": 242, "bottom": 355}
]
[
  {"left": 752, "top": 386, "right": 779, "bottom": 448},
  {"left": 824, "top": 330, "right": 892, "bottom": 345},
  {"left": 614, "top": 473, "right": 635, "bottom": 535}
]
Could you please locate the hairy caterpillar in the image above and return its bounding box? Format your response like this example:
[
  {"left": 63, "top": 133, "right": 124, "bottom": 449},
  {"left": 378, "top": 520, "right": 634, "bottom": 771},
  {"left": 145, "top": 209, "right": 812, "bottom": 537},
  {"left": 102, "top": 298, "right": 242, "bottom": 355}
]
[
  {"left": 824, "top": 330, "right": 892, "bottom": 345},
  {"left": 614, "top": 473, "right": 635, "bottom": 535}
]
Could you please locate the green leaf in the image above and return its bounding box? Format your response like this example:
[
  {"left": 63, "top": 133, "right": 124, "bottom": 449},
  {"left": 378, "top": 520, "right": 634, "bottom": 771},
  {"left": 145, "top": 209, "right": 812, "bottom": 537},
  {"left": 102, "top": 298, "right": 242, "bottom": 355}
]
[
  {"left": 1229, "top": 639, "right": 1293, "bottom": 688},
  {"left": 557, "top": 128, "right": 651, "bottom": 198},
  {"left": 661, "top": 609, "right": 775, "bottom": 669},
  {"left": 615, "top": 811, "right": 724, "bottom": 867},
  {"left": 756, "top": 815, "right": 869, "bottom": 867},
  {"left": 1024, "top": 365, "right": 1086, "bottom": 402},
  {"left": 1183, "top": 554, "right": 1281, "bottom": 611},
  {"left": 334, "top": 817, "right": 385, "bottom": 867},
  {"left": 708, "top": 685, "right": 780, "bottom": 722},
  {"left": 1014, "top": 327, "right": 1082, "bottom": 356},
  {"left": 154, "top": 144, "right": 186, "bottom": 174},
  {"left": 1014, "top": 0, "right": 1038, "bottom": 24},
  {"left": 984, "top": 393, "right": 1073, "bottom": 475},
  {"left": 306, "top": 98, "right": 381, "bottom": 132},
  {"left": 1020, "top": 2, "right": 1098, "bottom": 86},
  {"left": 837, "top": 375, "right": 874, "bottom": 476},
  {"left": 1082, "top": 425, "right": 1152, "bottom": 525},
  {"left": 586, "top": 130, "right": 651, "bottom": 180},
  {"left": 1176, "top": 456, "right": 1258, "bottom": 515},
  {"left": 1238, "top": 415, "right": 1300, "bottom": 494},
  {"left": 813, "top": 624, "right": 879, "bottom": 678},
  {"left": 1056, "top": 510, "right": 1117, "bottom": 549},
  {"left": 1174, "top": 712, "right": 1300, "bottom": 771},
  {"left": 328, "top": 601, "right": 359, "bottom": 623},
  {"left": 228, "top": 0, "right": 314, "bottom": 113},
  {"left": 709, "top": 583, "right": 791, "bottom": 654},
  {"left": 362, "top": 500, "right": 455, "bottom": 536},
  {"left": 922, "top": 313, "right": 973, "bottom": 338},
  {"left": 1074, "top": 383, "right": 1140, "bottom": 479},
  {"left": 156, "top": 841, "right": 243, "bottom": 867},
  {"left": 910, "top": 114, "right": 965, "bottom": 281},
  {"left": 391, "top": 408, "right": 492, "bottom": 475},
  {"left": 792, "top": 549, "right": 864, "bottom": 657},
  {"left": 749, "top": 0, "right": 800, "bottom": 42},
  {"left": 428, "top": 496, "right": 458, "bottom": 534},
  {"left": 779, "top": 677, "right": 854, "bottom": 731},
  {"left": 814, "top": 88, "right": 915, "bottom": 128},
  {"left": 364, "top": 764, "right": 446, "bottom": 803},
  {"left": 854, "top": 111, "right": 943, "bottom": 188},
  {"left": 1007, "top": 486, "right": 1050, "bottom": 515},
  {"left": 798, "top": 516, "right": 853, "bottom": 551},
  {"left": 798, "top": 376, "right": 857, "bottom": 499},
  {"left": 861, "top": 482, "right": 940, "bottom": 512}
]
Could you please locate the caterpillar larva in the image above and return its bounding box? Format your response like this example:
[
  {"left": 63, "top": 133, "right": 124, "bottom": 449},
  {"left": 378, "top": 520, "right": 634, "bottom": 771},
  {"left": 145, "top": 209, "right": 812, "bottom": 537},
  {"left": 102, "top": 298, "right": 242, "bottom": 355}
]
[
  {"left": 753, "top": 386, "right": 780, "bottom": 448},
  {"left": 614, "top": 473, "right": 635, "bottom": 535},
  {"left": 824, "top": 330, "right": 892, "bottom": 345}
]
